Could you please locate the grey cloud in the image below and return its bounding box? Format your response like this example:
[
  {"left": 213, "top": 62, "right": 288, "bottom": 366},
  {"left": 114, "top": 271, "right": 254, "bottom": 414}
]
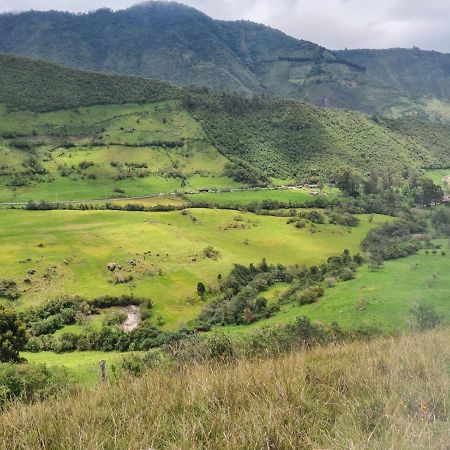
[{"left": 0, "top": 0, "right": 449, "bottom": 52}]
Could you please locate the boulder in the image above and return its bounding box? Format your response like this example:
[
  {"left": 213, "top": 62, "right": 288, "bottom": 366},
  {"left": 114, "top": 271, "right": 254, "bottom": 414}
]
[{"left": 107, "top": 262, "right": 117, "bottom": 272}]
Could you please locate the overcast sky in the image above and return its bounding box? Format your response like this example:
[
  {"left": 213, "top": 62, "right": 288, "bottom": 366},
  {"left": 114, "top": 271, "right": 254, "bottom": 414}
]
[{"left": 0, "top": 0, "right": 449, "bottom": 52}]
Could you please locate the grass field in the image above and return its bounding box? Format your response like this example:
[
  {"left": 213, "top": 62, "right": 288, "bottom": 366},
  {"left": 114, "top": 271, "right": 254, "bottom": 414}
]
[
  {"left": 186, "top": 187, "right": 338, "bottom": 206},
  {"left": 0, "top": 209, "right": 386, "bottom": 329},
  {"left": 426, "top": 169, "right": 450, "bottom": 189},
  {"left": 221, "top": 244, "right": 450, "bottom": 335},
  {"left": 22, "top": 351, "right": 132, "bottom": 384}
]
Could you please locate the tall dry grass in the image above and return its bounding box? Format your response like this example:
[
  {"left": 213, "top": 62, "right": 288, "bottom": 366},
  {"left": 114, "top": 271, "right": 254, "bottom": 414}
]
[{"left": 1, "top": 330, "right": 449, "bottom": 449}]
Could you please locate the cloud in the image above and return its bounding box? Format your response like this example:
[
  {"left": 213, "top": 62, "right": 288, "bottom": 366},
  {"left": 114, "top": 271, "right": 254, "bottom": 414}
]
[{"left": 0, "top": 0, "right": 449, "bottom": 52}]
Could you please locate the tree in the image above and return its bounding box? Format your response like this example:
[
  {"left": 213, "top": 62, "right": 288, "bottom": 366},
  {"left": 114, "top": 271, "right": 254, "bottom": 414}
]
[
  {"left": 417, "top": 178, "right": 444, "bottom": 206},
  {"left": 197, "top": 282, "right": 206, "bottom": 298},
  {"left": 368, "top": 252, "right": 384, "bottom": 272},
  {"left": 335, "top": 169, "right": 361, "bottom": 197},
  {"left": 0, "top": 306, "right": 27, "bottom": 362}
]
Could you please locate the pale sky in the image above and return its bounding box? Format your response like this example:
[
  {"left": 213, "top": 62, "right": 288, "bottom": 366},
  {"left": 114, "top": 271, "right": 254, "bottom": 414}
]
[{"left": 0, "top": 0, "right": 449, "bottom": 52}]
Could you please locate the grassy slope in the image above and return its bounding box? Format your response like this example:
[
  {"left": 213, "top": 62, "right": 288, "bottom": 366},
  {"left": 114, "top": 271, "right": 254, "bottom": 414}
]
[
  {"left": 0, "top": 54, "right": 448, "bottom": 197},
  {"left": 223, "top": 246, "right": 450, "bottom": 335},
  {"left": 0, "top": 209, "right": 385, "bottom": 329},
  {"left": 3, "top": 330, "right": 449, "bottom": 449},
  {"left": 0, "top": 100, "right": 245, "bottom": 202}
]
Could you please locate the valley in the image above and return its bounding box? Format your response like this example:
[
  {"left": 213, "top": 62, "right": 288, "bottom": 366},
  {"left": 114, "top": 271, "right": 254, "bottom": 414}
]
[{"left": 0, "top": 3, "right": 449, "bottom": 447}]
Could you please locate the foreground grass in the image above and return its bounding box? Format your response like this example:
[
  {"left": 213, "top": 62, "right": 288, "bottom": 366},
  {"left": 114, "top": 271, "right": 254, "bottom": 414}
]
[{"left": 2, "top": 330, "right": 449, "bottom": 449}]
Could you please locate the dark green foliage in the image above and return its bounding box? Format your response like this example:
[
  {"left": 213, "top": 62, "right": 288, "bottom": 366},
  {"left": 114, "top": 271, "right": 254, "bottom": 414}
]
[
  {"left": 415, "top": 178, "right": 444, "bottom": 206},
  {"left": 21, "top": 295, "right": 151, "bottom": 338},
  {"left": 361, "top": 216, "right": 427, "bottom": 261},
  {"left": 431, "top": 207, "right": 450, "bottom": 236},
  {"left": 295, "top": 286, "right": 325, "bottom": 305},
  {"left": 191, "top": 94, "right": 445, "bottom": 179},
  {"left": 0, "top": 53, "right": 180, "bottom": 112},
  {"left": 196, "top": 282, "right": 206, "bottom": 298},
  {"left": 0, "top": 279, "right": 20, "bottom": 301},
  {"left": 224, "top": 161, "right": 269, "bottom": 186},
  {"left": 0, "top": 306, "right": 27, "bottom": 362},
  {"left": 199, "top": 250, "right": 361, "bottom": 327},
  {"left": 0, "top": 363, "right": 69, "bottom": 406}
]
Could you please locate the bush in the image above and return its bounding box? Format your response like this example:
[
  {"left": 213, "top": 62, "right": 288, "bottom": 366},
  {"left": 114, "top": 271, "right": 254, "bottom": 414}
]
[
  {"left": 411, "top": 303, "right": 441, "bottom": 331},
  {"left": 0, "top": 306, "right": 27, "bottom": 362},
  {"left": 0, "top": 279, "right": 20, "bottom": 300},
  {"left": 295, "top": 286, "right": 324, "bottom": 305},
  {"left": 0, "top": 363, "right": 69, "bottom": 406}
]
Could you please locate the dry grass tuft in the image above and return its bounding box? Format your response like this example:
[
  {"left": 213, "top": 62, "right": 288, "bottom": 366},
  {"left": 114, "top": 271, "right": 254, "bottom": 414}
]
[{"left": 1, "top": 330, "right": 449, "bottom": 449}]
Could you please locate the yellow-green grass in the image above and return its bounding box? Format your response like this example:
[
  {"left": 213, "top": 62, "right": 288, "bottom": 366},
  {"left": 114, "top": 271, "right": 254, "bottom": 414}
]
[
  {"left": 221, "top": 245, "right": 450, "bottom": 335},
  {"left": 426, "top": 169, "right": 449, "bottom": 188},
  {"left": 0, "top": 209, "right": 386, "bottom": 329},
  {"left": 186, "top": 187, "right": 338, "bottom": 206},
  {"left": 101, "top": 196, "right": 187, "bottom": 207},
  {"left": 22, "top": 351, "right": 131, "bottom": 384},
  {"left": 4, "top": 330, "right": 450, "bottom": 449}
]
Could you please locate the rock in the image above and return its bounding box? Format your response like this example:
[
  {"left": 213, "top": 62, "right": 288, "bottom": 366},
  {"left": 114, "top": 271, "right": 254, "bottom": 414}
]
[
  {"left": 63, "top": 260, "right": 69, "bottom": 265},
  {"left": 107, "top": 262, "right": 117, "bottom": 272},
  {"left": 27, "top": 269, "right": 36, "bottom": 275}
]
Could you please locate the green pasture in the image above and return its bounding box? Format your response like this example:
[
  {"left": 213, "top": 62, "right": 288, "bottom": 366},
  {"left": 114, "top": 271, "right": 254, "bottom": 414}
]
[
  {"left": 22, "top": 351, "right": 131, "bottom": 384},
  {"left": 426, "top": 169, "right": 449, "bottom": 189},
  {"left": 222, "top": 244, "right": 450, "bottom": 335},
  {"left": 0, "top": 209, "right": 386, "bottom": 330},
  {"left": 185, "top": 187, "right": 338, "bottom": 206}
]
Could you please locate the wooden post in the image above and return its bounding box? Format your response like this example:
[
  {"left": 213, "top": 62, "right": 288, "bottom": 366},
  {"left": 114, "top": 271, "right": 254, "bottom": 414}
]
[{"left": 99, "top": 360, "right": 107, "bottom": 383}]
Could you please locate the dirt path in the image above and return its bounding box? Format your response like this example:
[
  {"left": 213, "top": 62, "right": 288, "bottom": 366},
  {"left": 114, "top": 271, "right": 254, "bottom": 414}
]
[{"left": 122, "top": 305, "right": 141, "bottom": 333}]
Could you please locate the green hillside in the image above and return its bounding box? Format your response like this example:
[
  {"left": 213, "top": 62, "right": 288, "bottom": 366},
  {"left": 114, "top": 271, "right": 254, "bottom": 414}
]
[
  {"left": 2, "top": 3, "right": 450, "bottom": 118},
  {"left": 0, "top": 53, "right": 180, "bottom": 112},
  {"left": 0, "top": 54, "right": 448, "bottom": 202},
  {"left": 190, "top": 94, "right": 450, "bottom": 179}
]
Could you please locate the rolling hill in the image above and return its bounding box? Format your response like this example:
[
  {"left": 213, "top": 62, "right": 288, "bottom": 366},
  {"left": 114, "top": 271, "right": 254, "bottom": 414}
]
[
  {"left": 1, "top": 2, "right": 450, "bottom": 118},
  {"left": 0, "top": 53, "right": 448, "bottom": 202}
]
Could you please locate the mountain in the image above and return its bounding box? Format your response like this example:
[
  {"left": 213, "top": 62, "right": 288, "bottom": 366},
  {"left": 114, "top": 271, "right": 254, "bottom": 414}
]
[
  {"left": 0, "top": 53, "right": 448, "bottom": 202},
  {"left": 2, "top": 2, "right": 450, "bottom": 117}
]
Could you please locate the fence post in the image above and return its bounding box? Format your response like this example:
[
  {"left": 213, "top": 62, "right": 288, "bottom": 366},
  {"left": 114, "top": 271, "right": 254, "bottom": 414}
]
[{"left": 99, "top": 360, "right": 107, "bottom": 383}]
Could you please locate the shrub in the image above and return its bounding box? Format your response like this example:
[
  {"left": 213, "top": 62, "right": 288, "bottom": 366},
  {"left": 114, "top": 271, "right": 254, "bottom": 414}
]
[
  {"left": 0, "top": 363, "right": 70, "bottom": 406},
  {"left": 0, "top": 306, "right": 27, "bottom": 362},
  {"left": 411, "top": 303, "right": 441, "bottom": 331},
  {"left": 0, "top": 279, "right": 20, "bottom": 300},
  {"left": 295, "top": 286, "right": 324, "bottom": 305}
]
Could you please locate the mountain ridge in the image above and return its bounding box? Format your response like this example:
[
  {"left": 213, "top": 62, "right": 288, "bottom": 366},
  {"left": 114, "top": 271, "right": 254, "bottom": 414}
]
[{"left": 3, "top": 1, "right": 450, "bottom": 117}]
